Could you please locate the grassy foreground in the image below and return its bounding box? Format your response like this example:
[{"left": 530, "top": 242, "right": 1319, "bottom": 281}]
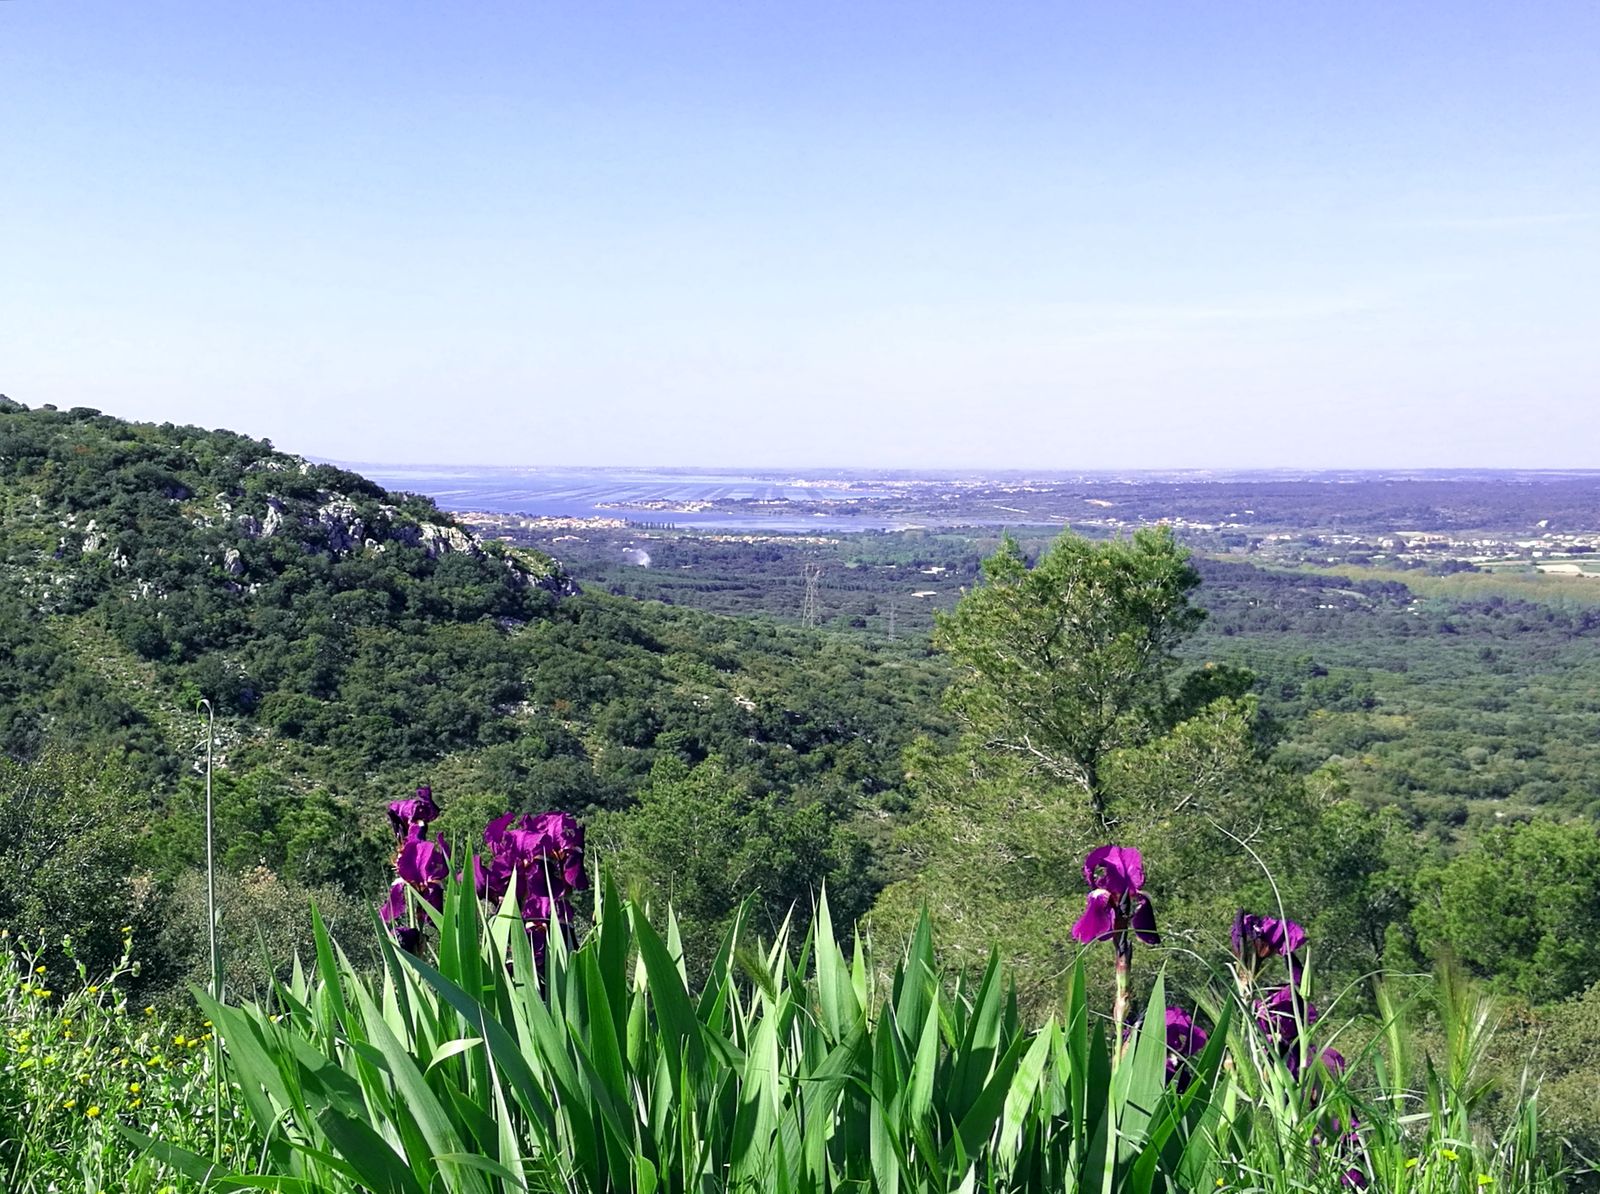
[{"left": 0, "top": 857, "right": 1552, "bottom": 1193}]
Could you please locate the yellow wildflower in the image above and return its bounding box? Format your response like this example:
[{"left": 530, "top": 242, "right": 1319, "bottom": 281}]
[
  {"left": 62, "top": 1099, "right": 76, "bottom": 1110},
  {"left": 34, "top": 965, "right": 46, "bottom": 974},
  {"left": 85, "top": 1105, "right": 101, "bottom": 1118},
  {"left": 1405, "top": 1158, "right": 1420, "bottom": 1170},
  {"left": 1441, "top": 1149, "right": 1460, "bottom": 1162},
  {"left": 129, "top": 1082, "right": 141, "bottom": 1093}
]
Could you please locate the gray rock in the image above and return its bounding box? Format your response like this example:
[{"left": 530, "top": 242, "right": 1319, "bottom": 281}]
[
  {"left": 315, "top": 499, "right": 365, "bottom": 555},
  {"left": 412, "top": 521, "right": 479, "bottom": 559}
]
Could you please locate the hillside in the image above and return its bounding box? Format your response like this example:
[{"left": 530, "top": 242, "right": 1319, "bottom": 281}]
[{"left": 0, "top": 398, "right": 948, "bottom": 986}]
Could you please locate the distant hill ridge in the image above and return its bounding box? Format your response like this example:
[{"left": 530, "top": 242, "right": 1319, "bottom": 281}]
[{"left": 0, "top": 395, "right": 574, "bottom": 612}]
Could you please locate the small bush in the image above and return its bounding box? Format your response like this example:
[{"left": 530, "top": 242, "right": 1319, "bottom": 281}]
[{"left": 0, "top": 929, "right": 250, "bottom": 1193}]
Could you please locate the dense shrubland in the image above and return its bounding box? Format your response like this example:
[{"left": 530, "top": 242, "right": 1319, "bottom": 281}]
[{"left": 3, "top": 399, "right": 1600, "bottom": 1187}]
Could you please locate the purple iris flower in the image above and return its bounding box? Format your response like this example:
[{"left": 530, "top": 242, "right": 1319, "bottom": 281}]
[
  {"left": 530, "top": 812, "right": 586, "bottom": 888},
  {"left": 1256, "top": 985, "right": 1347, "bottom": 1080},
  {"left": 1232, "top": 911, "right": 1306, "bottom": 966},
  {"left": 1071, "top": 845, "right": 1159, "bottom": 954},
  {"left": 525, "top": 916, "right": 551, "bottom": 969},
  {"left": 1233, "top": 910, "right": 1309, "bottom": 988},
  {"left": 474, "top": 807, "right": 587, "bottom": 979},
  {"left": 396, "top": 837, "right": 450, "bottom": 911},
  {"left": 1165, "top": 1006, "right": 1209, "bottom": 1090},
  {"left": 482, "top": 810, "right": 519, "bottom": 851},
  {"left": 379, "top": 879, "right": 407, "bottom": 926},
  {"left": 477, "top": 810, "right": 587, "bottom": 905},
  {"left": 379, "top": 879, "right": 423, "bottom": 954},
  {"left": 1255, "top": 984, "right": 1315, "bottom": 1050},
  {"left": 521, "top": 891, "right": 555, "bottom": 923},
  {"left": 387, "top": 786, "right": 440, "bottom": 844}
]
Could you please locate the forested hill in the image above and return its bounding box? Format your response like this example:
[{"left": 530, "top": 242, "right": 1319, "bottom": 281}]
[
  {"left": 0, "top": 398, "right": 947, "bottom": 987},
  {"left": 0, "top": 396, "right": 574, "bottom": 769}
]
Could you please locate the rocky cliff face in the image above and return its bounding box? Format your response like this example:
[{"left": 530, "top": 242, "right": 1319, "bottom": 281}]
[{"left": 222, "top": 489, "right": 579, "bottom": 597}]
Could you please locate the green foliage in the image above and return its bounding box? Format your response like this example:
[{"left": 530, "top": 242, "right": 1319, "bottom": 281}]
[
  {"left": 152, "top": 865, "right": 382, "bottom": 1006},
  {"left": 933, "top": 527, "right": 1204, "bottom": 815},
  {"left": 1194, "top": 560, "right": 1600, "bottom": 825},
  {"left": 1484, "top": 980, "right": 1600, "bottom": 1164},
  {"left": 1412, "top": 820, "right": 1600, "bottom": 1003},
  {"left": 109, "top": 876, "right": 1570, "bottom": 1194},
  {"left": 134, "top": 876, "right": 1236, "bottom": 1192},
  {"left": 1352, "top": 967, "right": 1561, "bottom": 1194},
  {"left": 0, "top": 749, "right": 154, "bottom": 979},
  {"left": 595, "top": 754, "right": 861, "bottom": 963},
  {"left": 883, "top": 531, "right": 1343, "bottom": 1003},
  {"left": 0, "top": 932, "right": 250, "bottom": 1193}
]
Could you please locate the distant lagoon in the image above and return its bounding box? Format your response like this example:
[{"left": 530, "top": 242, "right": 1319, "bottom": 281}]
[
  {"left": 341, "top": 463, "right": 1600, "bottom": 536},
  {"left": 346, "top": 465, "right": 927, "bottom": 532}
]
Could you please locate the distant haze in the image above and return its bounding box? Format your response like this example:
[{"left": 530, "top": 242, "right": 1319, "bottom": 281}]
[{"left": 4, "top": 2, "right": 1598, "bottom": 469}]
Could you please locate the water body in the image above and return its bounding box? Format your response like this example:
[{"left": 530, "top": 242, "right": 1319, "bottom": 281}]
[
  {"left": 347, "top": 465, "right": 924, "bottom": 532},
  {"left": 341, "top": 463, "right": 1600, "bottom": 536}
]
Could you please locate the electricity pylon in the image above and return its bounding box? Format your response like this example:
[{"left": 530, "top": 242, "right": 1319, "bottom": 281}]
[{"left": 801, "top": 562, "right": 822, "bottom": 628}]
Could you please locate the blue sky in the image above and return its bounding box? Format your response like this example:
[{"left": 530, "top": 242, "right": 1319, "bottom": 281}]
[{"left": 4, "top": 2, "right": 1597, "bottom": 468}]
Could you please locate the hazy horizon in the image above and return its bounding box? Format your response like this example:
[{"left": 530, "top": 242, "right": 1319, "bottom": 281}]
[
  {"left": 336, "top": 458, "right": 1600, "bottom": 480},
  {"left": 5, "top": 2, "right": 1598, "bottom": 470}
]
